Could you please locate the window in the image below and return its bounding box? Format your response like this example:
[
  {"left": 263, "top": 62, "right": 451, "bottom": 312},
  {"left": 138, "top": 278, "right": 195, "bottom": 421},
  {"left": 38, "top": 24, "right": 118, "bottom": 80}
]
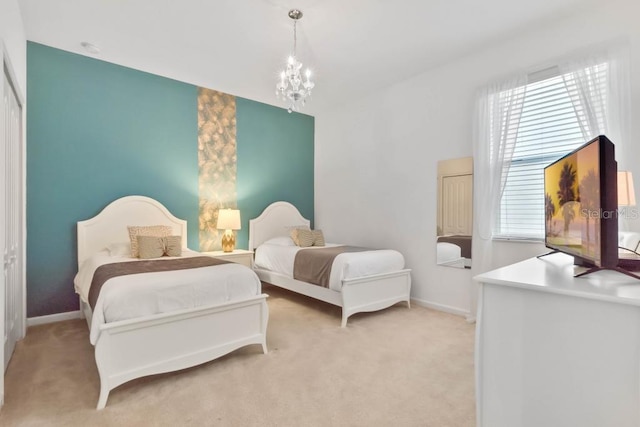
[{"left": 495, "top": 63, "right": 609, "bottom": 239}]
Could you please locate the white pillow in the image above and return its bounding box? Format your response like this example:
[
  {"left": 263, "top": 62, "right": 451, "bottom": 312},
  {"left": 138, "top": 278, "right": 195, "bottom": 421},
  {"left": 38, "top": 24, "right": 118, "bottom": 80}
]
[
  {"left": 106, "top": 242, "right": 132, "bottom": 257},
  {"left": 263, "top": 237, "right": 295, "bottom": 246}
]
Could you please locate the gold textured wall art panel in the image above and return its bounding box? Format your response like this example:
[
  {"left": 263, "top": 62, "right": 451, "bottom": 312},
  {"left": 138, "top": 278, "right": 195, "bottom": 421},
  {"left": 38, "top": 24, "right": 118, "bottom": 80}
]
[{"left": 197, "top": 88, "right": 237, "bottom": 251}]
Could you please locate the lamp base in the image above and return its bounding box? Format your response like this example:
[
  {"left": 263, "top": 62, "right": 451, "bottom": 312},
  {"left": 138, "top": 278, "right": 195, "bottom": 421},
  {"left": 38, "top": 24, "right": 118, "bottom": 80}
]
[{"left": 221, "top": 231, "right": 235, "bottom": 253}]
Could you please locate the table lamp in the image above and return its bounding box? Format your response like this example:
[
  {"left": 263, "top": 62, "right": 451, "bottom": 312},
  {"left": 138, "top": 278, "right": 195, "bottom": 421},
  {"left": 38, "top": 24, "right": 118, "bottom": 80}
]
[{"left": 217, "top": 209, "right": 241, "bottom": 252}]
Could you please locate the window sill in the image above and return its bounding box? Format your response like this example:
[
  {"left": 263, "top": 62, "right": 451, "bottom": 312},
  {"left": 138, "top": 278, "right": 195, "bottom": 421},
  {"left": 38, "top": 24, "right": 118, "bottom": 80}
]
[{"left": 492, "top": 236, "right": 544, "bottom": 244}]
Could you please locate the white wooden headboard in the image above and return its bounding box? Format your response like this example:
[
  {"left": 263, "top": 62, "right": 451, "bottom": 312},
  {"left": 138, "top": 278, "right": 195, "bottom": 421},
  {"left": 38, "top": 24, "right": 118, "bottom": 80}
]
[
  {"left": 77, "top": 195, "right": 188, "bottom": 268},
  {"left": 248, "top": 201, "right": 310, "bottom": 250}
]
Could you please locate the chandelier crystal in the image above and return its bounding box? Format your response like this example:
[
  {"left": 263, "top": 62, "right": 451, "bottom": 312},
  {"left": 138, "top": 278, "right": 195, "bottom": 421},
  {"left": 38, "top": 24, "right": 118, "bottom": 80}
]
[{"left": 276, "top": 9, "right": 314, "bottom": 113}]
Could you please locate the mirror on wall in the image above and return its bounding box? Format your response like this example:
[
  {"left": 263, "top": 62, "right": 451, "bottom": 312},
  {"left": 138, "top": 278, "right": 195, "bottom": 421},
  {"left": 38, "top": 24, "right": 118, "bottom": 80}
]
[{"left": 436, "top": 157, "right": 473, "bottom": 269}]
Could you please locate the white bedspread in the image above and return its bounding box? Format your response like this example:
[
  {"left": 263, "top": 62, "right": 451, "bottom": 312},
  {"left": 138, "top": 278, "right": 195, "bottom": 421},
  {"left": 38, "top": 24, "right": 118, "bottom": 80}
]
[
  {"left": 254, "top": 244, "right": 405, "bottom": 291},
  {"left": 74, "top": 249, "right": 261, "bottom": 344},
  {"left": 436, "top": 242, "right": 462, "bottom": 263}
]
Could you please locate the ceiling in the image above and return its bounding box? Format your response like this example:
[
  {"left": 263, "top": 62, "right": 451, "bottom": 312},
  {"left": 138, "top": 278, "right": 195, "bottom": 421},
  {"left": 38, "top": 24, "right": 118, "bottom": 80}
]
[{"left": 20, "top": 0, "right": 601, "bottom": 115}]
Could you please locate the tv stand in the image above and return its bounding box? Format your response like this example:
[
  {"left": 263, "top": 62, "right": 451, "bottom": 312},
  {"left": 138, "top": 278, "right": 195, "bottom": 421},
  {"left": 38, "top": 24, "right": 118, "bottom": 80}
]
[
  {"left": 537, "top": 250, "right": 640, "bottom": 280},
  {"left": 573, "top": 265, "right": 640, "bottom": 280},
  {"left": 536, "top": 250, "right": 561, "bottom": 259}
]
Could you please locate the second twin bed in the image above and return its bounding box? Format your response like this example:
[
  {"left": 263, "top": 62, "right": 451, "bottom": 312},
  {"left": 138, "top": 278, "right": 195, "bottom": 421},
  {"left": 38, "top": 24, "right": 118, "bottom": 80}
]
[{"left": 250, "top": 201, "right": 411, "bottom": 327}]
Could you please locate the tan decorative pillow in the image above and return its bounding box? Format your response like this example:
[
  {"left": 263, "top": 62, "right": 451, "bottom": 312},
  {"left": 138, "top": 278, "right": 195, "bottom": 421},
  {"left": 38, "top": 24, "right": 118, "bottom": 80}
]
[
  {"left": 312, "top": 230, "right": 325, "bottom": 246},
  {"left": 128, "top": 225, "right": 172, "bottom": 257},
  {"left": 293, "top": 229, "right": 314, "bottom": 247},
  {"left": 290, "top": 228, "right": 301, "bottom": 246},
  {"left": 290, "top": 228, "right": 299, "bottom": 246},
  {"left": 164, "top": 235, "right": 182, "bottom": 257},
  {"left": 287, "top": 225, "right": 310, "bottom": 245},
  {"left": 137, "top": 236, "right": 165, "bottom": 259},
  {"left": 136, "top": 235, "right": 183, "bottom": 259},
  {"left": 291, "top": 228, "right": 325, "bottom": 247}
]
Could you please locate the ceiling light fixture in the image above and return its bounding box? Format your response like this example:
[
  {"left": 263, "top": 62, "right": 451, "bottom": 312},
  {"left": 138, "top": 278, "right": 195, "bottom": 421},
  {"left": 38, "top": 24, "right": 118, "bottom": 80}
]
[{"left": 276, "top": 9, "right": 314, "bottom": 113}]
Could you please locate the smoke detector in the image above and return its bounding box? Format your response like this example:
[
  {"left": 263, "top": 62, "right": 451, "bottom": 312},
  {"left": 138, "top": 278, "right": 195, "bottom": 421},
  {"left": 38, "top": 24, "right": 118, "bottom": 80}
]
[{"left": 80, "top": 42, "right": 100, "bottom": 55}]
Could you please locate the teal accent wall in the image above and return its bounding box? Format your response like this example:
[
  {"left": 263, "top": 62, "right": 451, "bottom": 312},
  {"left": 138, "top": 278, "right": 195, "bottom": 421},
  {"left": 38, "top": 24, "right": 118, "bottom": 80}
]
[
  {"left": 236, "top": 99, "right": 315, "bottom": 248},
  {"left": 26, "top": 42, "right": 314, "bottom": 317}
]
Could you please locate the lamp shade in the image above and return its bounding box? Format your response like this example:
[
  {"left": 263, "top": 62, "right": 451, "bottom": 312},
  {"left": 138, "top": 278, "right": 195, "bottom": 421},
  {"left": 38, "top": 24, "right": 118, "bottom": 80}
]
[
  {"left": 217, "top": 209, "right": 241, "bottom": 230},
  {"left": 618, "top": 171, "right": 636, "bottom": 207}
]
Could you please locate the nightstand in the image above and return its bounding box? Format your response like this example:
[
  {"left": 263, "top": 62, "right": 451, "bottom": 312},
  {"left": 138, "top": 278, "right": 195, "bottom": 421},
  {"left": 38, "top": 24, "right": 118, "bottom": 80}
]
[{"left": 202, "top": 249, "right": 254, "bottom": 268}]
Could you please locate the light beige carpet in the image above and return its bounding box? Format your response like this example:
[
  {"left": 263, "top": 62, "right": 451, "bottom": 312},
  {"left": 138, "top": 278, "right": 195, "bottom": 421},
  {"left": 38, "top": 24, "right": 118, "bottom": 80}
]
[{"left": 0, "top": 284, "right": 475, "bottom": 426}]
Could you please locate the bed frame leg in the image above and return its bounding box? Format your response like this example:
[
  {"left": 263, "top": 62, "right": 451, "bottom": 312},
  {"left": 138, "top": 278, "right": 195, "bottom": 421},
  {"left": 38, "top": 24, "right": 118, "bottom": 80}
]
[
  {"left": 96, "top": 385, "right": 109, "bottom": 410},
  {"left": 341, "top": 313, "right": 348, "bottom": 328},
  {"left": 407, "top": 299, "right": 411, "bottom": 309}
]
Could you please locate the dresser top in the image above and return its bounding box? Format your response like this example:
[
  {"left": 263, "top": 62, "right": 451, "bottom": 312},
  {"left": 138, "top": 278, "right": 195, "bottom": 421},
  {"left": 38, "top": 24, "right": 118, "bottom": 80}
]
[{"left": 474, "top": 252, "right": 640, "bottom": 307}]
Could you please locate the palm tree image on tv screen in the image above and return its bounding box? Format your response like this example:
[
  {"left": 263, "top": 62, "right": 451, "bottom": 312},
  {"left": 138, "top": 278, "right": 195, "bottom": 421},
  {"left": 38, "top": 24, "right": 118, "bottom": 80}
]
[{"left": 544, "top": 141, "right": 600, "bottom": 260}]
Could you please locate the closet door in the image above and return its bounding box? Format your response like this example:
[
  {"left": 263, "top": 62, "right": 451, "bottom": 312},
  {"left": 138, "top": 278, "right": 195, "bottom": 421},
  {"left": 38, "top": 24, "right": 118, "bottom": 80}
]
[
  {"left": 3, "top": 67, "right": 21, "bottom": 371},
  {"left": 441, "top": 174, "right": 473, "bottom": 235}
]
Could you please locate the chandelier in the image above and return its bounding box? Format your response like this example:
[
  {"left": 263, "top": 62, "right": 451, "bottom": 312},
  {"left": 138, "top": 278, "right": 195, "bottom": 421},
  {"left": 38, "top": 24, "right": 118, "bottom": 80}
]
[{"left": 276, "top": 9, "right": 315, "bottom": 113}]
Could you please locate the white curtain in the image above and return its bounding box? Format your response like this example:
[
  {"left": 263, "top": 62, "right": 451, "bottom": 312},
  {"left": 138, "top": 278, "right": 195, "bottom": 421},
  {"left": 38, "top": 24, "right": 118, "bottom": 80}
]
[
  {"left": 559, "top": 46, "right": 630, "bottom": 147},
  {"left": 469, "top": 75, "right": 526, "bottom": 321},
  {"left": 561, "top": 62, "right": 608, "bottom": 139},
  {"left": 560, "top": 46, "right": 631, "bottom": 224}
]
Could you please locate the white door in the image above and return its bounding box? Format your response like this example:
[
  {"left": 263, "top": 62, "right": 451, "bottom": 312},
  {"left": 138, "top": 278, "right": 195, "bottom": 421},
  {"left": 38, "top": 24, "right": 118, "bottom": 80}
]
[
  {"left": 3, "top": 66, "right": 22, "bottom": 371},
  {"left": 441, "top": 174, "right": 473, "bottom": 235}
]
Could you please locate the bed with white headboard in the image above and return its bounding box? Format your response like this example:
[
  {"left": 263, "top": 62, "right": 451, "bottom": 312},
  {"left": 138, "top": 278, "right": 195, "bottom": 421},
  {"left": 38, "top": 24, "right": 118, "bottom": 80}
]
[
  {"left": 249, "top": 201, "right": 411, "bottom": 326},
  {"left": 76, "top": 195, "right": 268, "bottom": 409}
]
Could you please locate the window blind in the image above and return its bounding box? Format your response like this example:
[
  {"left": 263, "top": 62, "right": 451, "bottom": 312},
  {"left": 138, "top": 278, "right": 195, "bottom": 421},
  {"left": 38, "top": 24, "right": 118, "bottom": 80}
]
[{"left": 494, "top": 63, "right": 609, "bottom": 239}]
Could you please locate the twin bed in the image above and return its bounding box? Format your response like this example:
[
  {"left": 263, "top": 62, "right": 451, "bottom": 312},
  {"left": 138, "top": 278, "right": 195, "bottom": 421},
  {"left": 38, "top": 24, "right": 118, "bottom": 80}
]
[
  {"left": 76, "top": 196, "right": 411, "bottom": 409},
  {"left": 75, "top": 196, "right": 268, "bottom": 409},
  {"left": 249, "top": 201, "right": 411, "bottom": 327}
]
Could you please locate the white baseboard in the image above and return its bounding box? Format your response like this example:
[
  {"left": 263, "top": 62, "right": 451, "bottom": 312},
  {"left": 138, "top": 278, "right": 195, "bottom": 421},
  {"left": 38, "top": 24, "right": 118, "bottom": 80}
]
[
  {"left": 27, "top": 310, "right": 82, "bottom": 327},
  {"left": 26, "top": 303, "right": 471, "bottom": 325},
  {"left": 411, "top": 298, "right": 470, "bottom": 318}
]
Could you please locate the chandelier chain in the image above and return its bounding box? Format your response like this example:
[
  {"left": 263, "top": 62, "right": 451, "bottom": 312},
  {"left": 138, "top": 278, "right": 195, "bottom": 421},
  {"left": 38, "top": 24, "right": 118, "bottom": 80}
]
[{"left": 293, "top": 19, "right": 297, "bottom": 58}]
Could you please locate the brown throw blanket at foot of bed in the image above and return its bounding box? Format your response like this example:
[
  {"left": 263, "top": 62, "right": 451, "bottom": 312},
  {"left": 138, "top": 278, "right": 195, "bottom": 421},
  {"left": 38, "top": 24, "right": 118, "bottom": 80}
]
[
  {"left": 293, "top": 246, "right": 369, "bottom": 288},
  {"left": 89, "top": 256, "right": 231, "bottom": 310}
]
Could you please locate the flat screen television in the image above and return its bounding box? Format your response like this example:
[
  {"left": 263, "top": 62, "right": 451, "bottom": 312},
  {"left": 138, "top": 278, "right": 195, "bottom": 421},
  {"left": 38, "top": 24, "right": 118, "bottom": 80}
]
[{"left": 543, "top": 135, "right": 619, "bottom": 272}]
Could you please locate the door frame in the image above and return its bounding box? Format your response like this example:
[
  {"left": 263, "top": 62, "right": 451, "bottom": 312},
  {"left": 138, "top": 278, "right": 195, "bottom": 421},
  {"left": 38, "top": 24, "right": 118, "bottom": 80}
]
[{"left": 1, "top": 39, "right": 27, "bottom": 407}]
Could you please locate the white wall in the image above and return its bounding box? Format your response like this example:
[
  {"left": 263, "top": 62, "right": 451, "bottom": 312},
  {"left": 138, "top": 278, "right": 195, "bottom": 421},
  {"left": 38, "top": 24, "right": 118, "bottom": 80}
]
[
  {"left": 1, "top": 0, "right": 27, "bottom": 93},
  {"left": 315, "top": 0, "right": 640, "bottom": 315}
]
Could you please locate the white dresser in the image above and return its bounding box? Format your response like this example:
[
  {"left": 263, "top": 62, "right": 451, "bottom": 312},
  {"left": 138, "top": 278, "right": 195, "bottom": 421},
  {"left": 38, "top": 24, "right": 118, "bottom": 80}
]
[{"left": 474, "top": 252, "right": 640, "bottom": 427}]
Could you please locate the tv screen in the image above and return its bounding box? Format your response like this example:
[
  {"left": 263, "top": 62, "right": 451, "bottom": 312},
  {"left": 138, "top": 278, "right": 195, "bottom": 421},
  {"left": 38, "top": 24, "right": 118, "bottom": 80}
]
[{"left": 543, "top": 135, "right": 618, "bottom": 269}]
